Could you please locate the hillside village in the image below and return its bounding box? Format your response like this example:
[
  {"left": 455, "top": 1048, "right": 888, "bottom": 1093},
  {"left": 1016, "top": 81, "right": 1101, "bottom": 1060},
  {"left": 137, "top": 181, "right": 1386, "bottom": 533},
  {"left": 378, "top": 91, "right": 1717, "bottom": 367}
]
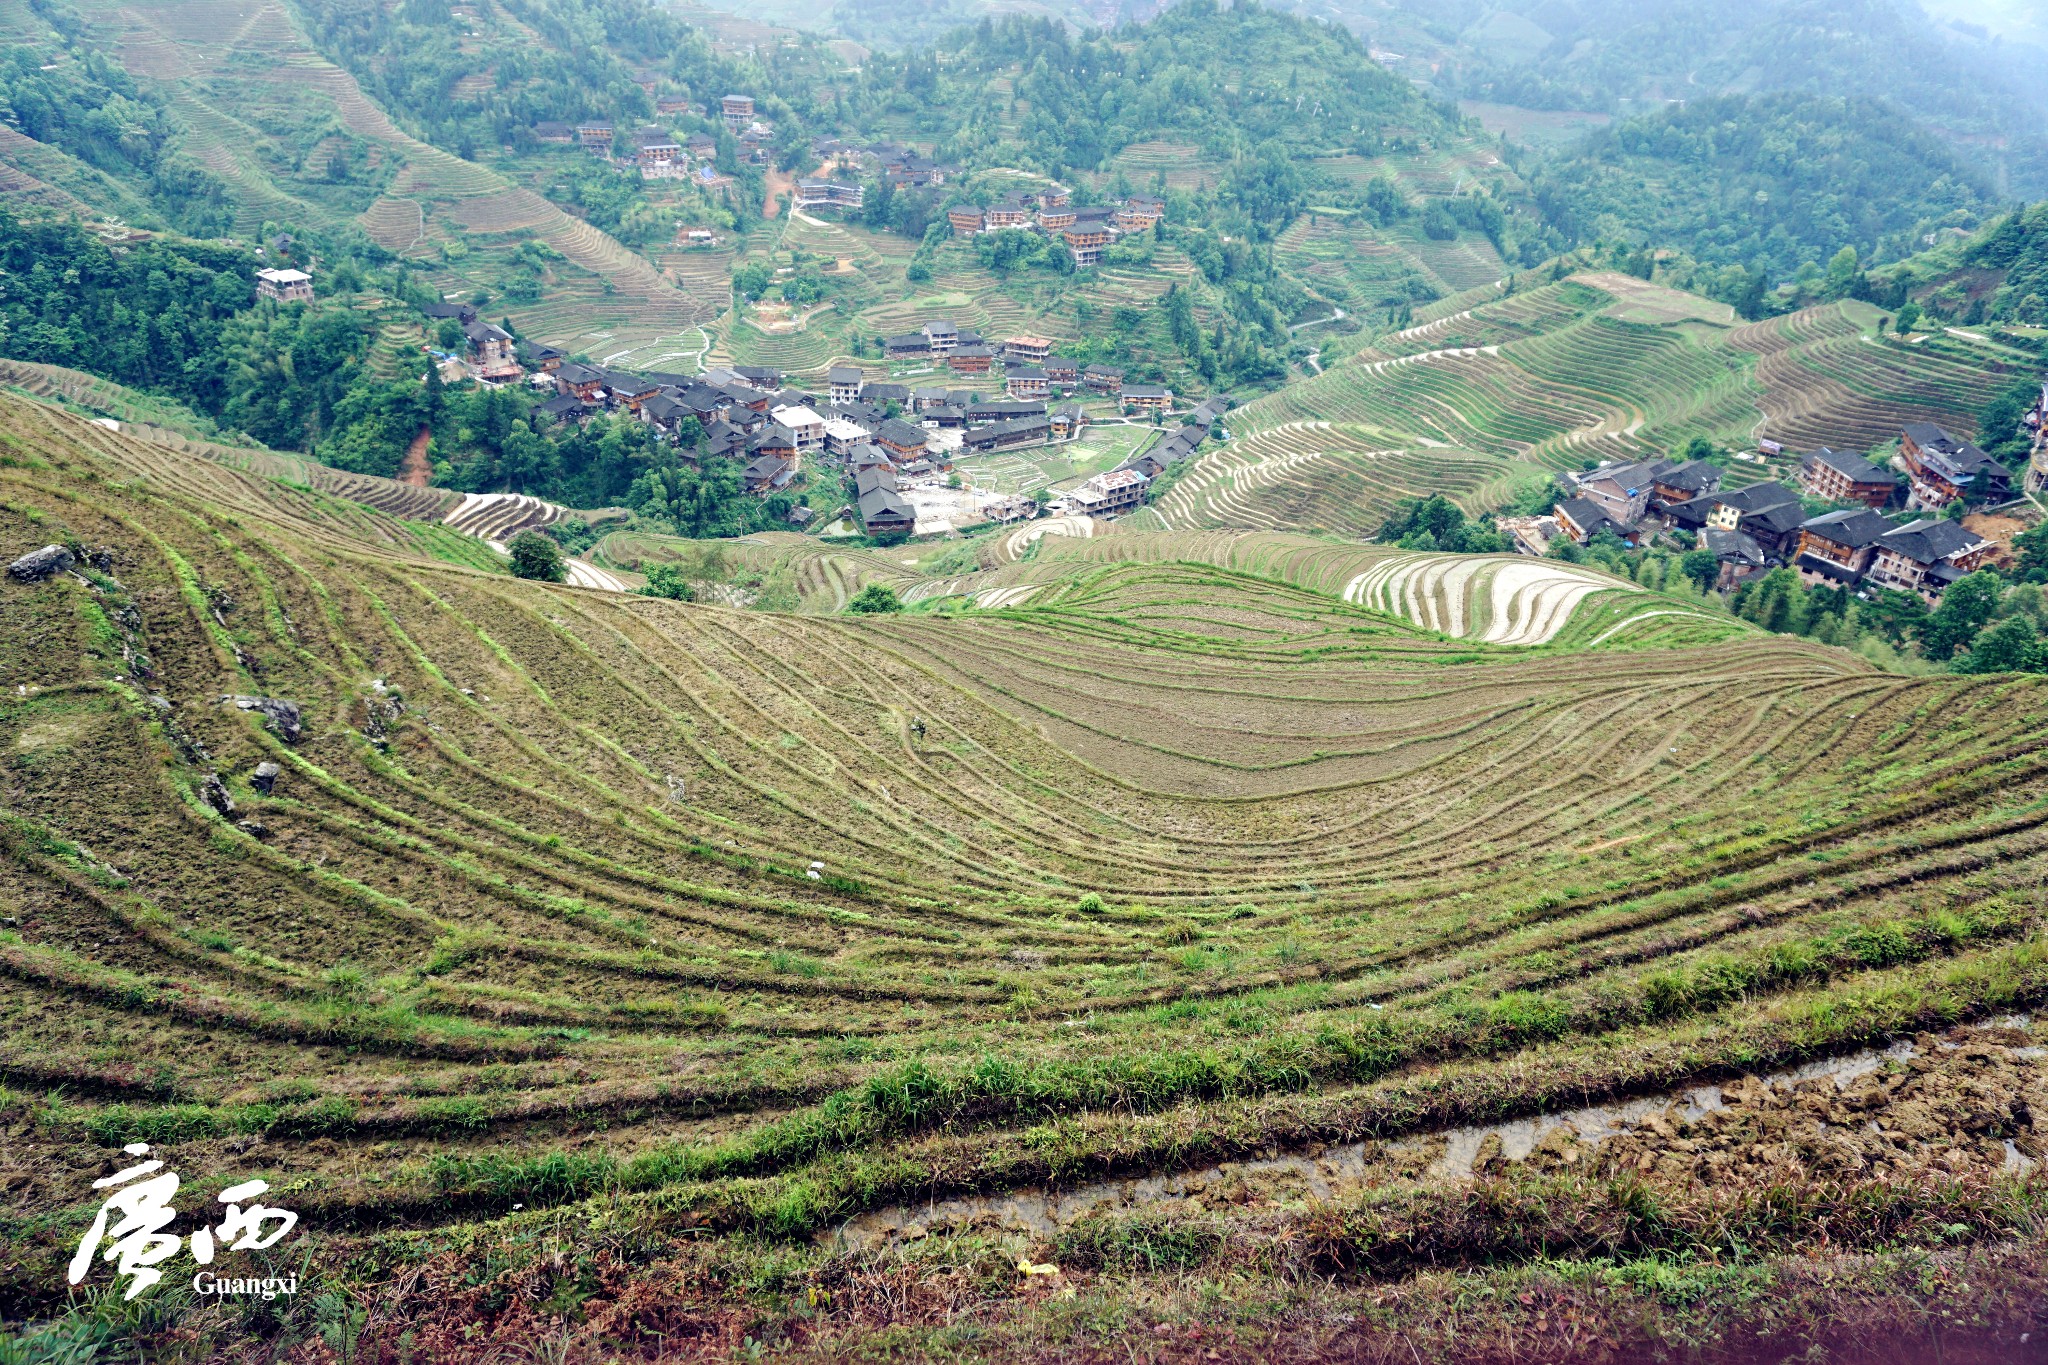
[{"left": 1530, "top": 418, "right": 2011, "bottom": 605}]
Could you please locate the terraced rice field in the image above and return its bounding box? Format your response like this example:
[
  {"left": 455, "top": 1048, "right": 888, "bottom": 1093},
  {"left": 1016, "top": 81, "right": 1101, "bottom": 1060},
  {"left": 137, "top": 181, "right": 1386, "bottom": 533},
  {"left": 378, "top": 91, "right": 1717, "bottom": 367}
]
[
  {"left": 1730, "top": 303, "right": 2020, "bottom": 449},
  {"left": 1153, "top": 421, "right": 1545, "bottom": 536},
  {"left": 1188, "top": 273, "right": 2011, "bottom": 539},
  {"left": 7, "top": 392, "right": 2048, "bottom": 1353}
]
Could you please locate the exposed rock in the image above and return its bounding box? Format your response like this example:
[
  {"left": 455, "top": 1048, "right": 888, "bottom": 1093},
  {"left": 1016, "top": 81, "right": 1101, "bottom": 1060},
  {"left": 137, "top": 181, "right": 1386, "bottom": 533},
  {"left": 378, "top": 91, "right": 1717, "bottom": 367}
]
[
  {"left": 199, "top": 773, "right": 236, "bottom": 817},
  {"left": 235, "top": 820, "right": 271, "bottom": 841},
  {"left": 219, "top": 695, "right": 303, "bottom": 743},
  {"left": 251, "top": 761, "right": 281, "bottom": 795},
  {"left": 8, "top": 545, "right": 75, "bottom": 583}
]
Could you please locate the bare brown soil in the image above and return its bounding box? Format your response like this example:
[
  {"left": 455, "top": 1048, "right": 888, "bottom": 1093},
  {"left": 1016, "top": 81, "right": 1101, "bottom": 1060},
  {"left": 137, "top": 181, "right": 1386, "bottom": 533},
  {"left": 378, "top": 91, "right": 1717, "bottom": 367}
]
[
  {"left": 397, "top": 424, "right": 431, "bottom": 487},
  {"left": 763, "top": 168, "right": 795, "bottom": 220}
]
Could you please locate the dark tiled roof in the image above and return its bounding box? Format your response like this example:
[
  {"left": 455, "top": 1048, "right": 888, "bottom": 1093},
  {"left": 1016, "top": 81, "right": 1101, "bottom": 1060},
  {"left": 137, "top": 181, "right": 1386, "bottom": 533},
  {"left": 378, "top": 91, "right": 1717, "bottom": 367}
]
[
  {"left": 1880, "top": 518, "right": 1990, "bottom": 565},
  {"left": 1804, "top": 446, "right": 1891, "bottom": 483},
  {"left": 1798, "top": 507, "right": 1895, "bottom": 549}
]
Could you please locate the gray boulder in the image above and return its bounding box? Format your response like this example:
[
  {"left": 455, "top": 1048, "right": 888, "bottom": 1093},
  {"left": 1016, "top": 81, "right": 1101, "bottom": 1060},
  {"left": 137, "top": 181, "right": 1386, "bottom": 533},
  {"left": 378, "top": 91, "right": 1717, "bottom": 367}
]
[
  {"left": 199, "top": 773, "right": 236, "bottom": 817},
  {"left": 220, "top": 695, "right": 304, "bottom": 743},
  {"left": 251, "top": 761, "right": 281, "bottom": 795},
  {"left": 8, "top": 545, "right": 75, "bottom": 583}
]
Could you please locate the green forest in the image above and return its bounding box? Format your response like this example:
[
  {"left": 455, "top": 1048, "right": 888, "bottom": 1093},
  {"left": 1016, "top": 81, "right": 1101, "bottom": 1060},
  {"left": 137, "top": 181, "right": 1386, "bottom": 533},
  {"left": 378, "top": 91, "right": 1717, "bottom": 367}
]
[{"left": 1530, "top": 93, "right": 1991, "bottom": 285}]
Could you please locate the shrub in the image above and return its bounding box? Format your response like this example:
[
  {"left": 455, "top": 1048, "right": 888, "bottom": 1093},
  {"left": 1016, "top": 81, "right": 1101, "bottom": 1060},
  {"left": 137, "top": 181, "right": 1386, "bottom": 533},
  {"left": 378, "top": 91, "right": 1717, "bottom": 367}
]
[
  {"left": 507, "top": 530, "right": 566, "bottom": 583},
  {"left": 638, "top": 563, "right": 695, "bottom": 601},
  {"left": 1077, "top": 892, "right": 1106, "bottom": 914},
  {"left": 847, "top": 584, "right": 902, "bottom": 614}
]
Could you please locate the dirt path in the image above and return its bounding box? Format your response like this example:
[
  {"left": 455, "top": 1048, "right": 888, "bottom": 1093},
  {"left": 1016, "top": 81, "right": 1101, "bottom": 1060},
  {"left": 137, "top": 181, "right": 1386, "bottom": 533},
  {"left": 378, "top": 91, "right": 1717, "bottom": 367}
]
[
  {"left": 762, "top": 168, "right": 794, "bottom": 220},
  {"left": 398, "top": 425, "right": 432, "bottom": 486}
]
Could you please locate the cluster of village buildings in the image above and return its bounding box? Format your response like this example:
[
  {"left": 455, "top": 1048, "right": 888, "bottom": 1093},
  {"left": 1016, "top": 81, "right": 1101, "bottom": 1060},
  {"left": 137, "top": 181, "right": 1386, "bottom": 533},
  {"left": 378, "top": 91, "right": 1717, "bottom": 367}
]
[
  {"left": 1529, "top": 423, "right": 2011, "bottom": 602},
  {"left": 416, "top": 298, "right": 1223, "bottom": 537},
  {"left": 529, "top": 98, "right": 1164, "bottom": 263},
  {"left": 532, "top": 94, "right": 955, "bottom": 210}
]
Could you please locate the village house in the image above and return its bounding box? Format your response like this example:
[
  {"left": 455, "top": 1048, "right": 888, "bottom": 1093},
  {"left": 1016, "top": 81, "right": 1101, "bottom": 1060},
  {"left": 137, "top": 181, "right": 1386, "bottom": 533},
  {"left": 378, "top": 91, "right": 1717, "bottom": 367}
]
[
  {"left": 1044, "top": 357, "right": 1081, "bottom": 388},
  {"left": 462, "top": 318, "right": 522, "bottom": 382},
  {"left": 824, "top": 417, "right": 872, "bottom": 456},
  {"left": 885, "top": 332, "right": 933, "bottom": 360},
  {"left": 255, "top": 268, "right": 313, "bottom": 304},
  {"left": 720, "top": 94, "right": 754, "bottom": 132},
  {"left": 537, "top": 393, "right": 595, "bottom": 426},
  {"left": 1793, "top": 507, "right": 1896, "bottom": 585},
  {"left": 1114, "top": 195, "right": 1165, "bottom": 232},
  {"left": 636, "top": 130, "right": 681, "bottom": 169},
  {"left": 1062, "top": 211, "right": 1117, "bottom": 266},
  {"left": 1120, "top": 383, "right": 1173, "bottom": 415},
  {"left": 985, "top": 195, "right": 1033, "bottom": 229},
  {"left": 1866, "top": 518, "right": 1997, "bottom": 599},
  {"left": 1717, "top": 494, "right": 1806, "bottom": 560},
  {"left": 794, "top": 179, "right": 864, "bottom": 212},
  {"left": 2030, "top": 380, "right": 2048, "bottom": 494},
  {"left": 1003, "top": 335, "right": 1054, "bottom": 364},
  {"left": 1699, "top": 483, "right": 1788, "bottom": 533},
  {"left": 1006, "top": 367, "right": 1049, "bottom": 400},
  {"left": 857, "top": 462, "right": 915, "bottom": 536},
  {"left": 875, "top": 417, "right": 929, "bottom": 462},
  {"left": 1037, "top": 202, "right": 1077, "bottom": 231},
  {"left": 948, "top": 206, "right": 987, "bottom": 237},
  {"left": 1084, "top": 364, "right": 1124, "bottom": 395},
  {"left": 1157, "top": 423, "right": 1206, "bottom": 464},
  {"left": 1041, "top": 185, "right": 1071, "bottom": 209},
  {"left": 1899, "top": 423, "right": 2010, "bottom": 511},
  {"left": 731, "top": 364, "right": 783, "bottom": 391},
  {"left": 1189, "top": 395, "right": 1231, "bottom": 429},
  {"left": 1798, "top": 447, "right": 1897, "bottom": 508},
  {"left": 864, "top": 381, "right": 910, "bottom": 409},
  {"left": 575, "top": 120, "right": 613, "bottom": 150},
  {"left": 1121, "top": 448, "right": 1169, "bottom": 480},
  {"left": 911, "top": 385, "right": 951, "bottom": 411},
  {"left": 964, "top": 400, "right": 1044, "bottom": 423},
  {"left": 1650, "top": 459, "right": 1721, "bottom": 506},
  {"left": 603, "top": 371, "right": 661, "bottom": 414},
  {"left": 516, "top": 340, "right": 565, "bottom": 372},
  {"left": 1069, "top": 467, "right": 1150, "bottom": 517},
  {"left": 1553, "top": 496, "right": 1640, "bottom": 546},
  {"left": 748, "top": 423, "right": 799, "bottom": 464},
  {"left": 532, "top": 121, "right": 575, "bottom": 144},
  {"left": 771, "top": 404, "right": 826, "bottom": 454},
  {"left": 1051, "top": 405, "right": 1089, "bottom": 440},
  {"left": 828, "top": 367, "right": 865, "bottom": 405},
  {"left": 1572, "top": 459, "right": 1668, "bottom": 525},
  {"left": 744, "top": 451, "right": 794, "bottom": 493},
  {"left": 656, "top": 94, "right": 692, "bottom": 115},
  {"left": 1700, "top": 528, "right": 1769, "bottom": 588},
  {"left": 923, "top": 320, "right": 960, "bottom": 354},
  {"left": 685, "top": 132, "right": 717, "bottom": 160},
  {"left": 948, "top": 344, "right": 994, "bottom": 375},
  {"left": 553, "top": 362, "right": 611, "bottom": 403},
  {"left": 965, "top": 415, "right": 1052, "bottom": 451}
]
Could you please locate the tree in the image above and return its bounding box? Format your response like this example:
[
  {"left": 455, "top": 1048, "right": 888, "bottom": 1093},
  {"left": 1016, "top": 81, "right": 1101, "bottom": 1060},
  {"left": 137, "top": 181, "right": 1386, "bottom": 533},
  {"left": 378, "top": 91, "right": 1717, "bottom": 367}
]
[
  {"left": 732, "top": 262, "right": 774, "bottom": 302},
  {"left": 1957, "top": 614, "right": 2042, "bottom": 673},
  {"left": 638, "top": 563, "right": 695, "bottom": 601},
  {"left": 847, "top": 583, "right": 902, "bottom": 614},
  {"left": 1824, "top": 245, "right": 1859, "bottom": 297},
  {"left": 507, "top": 529, "right": 566, "bottom": 582},
  {"left": 1895, "top": 301, "right": 1923, "bottom": 334},
  {"left": 1918, "top": 570, "right": 2002, "bottom": 659},
  {"left": 1679, "top": 548, "right": 1720, "bottom": 592}
]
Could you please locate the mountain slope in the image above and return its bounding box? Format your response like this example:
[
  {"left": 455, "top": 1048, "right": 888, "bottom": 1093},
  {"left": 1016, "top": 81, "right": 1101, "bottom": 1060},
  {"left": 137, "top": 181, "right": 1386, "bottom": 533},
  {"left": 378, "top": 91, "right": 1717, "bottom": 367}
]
[{"left": 8, "top": 388, "right": 2048, "bottom": 1356}]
